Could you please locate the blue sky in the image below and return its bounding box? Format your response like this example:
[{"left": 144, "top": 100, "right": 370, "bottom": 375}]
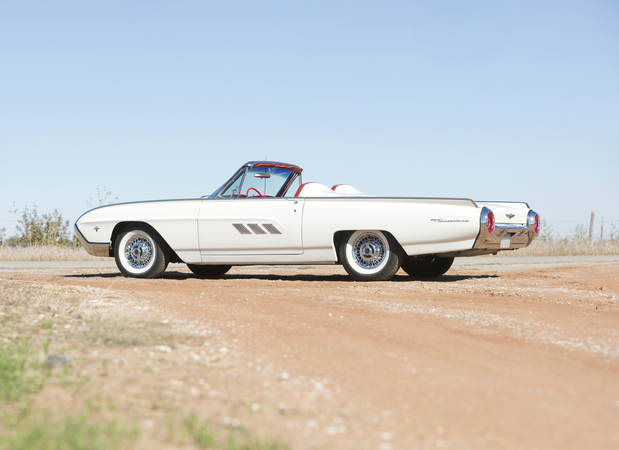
[{"left": 1, "top": 0, "right": 618, "bottom": 239}]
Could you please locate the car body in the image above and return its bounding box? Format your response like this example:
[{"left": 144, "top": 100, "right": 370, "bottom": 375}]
[{"left": 75, "top": 161, "right": 540, "bottom": 281}]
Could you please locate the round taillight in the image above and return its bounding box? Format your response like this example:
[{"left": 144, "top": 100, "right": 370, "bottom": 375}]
[
  {"left": 527, "top": 210, "right": 540, "bottom": 234},
  {"left": 487, "top": 211, "right": 495, "bottom": 234}
]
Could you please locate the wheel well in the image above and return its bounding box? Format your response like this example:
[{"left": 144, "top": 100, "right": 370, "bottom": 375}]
[
  {"left": 333, "top": 231, "right": 348, "bottom": 263},
  {"left": 110, "top": 222, "right": 183, "bottom": 263},
  {"left": 332, "top": 230, "right": 403, "bottom": 263}
]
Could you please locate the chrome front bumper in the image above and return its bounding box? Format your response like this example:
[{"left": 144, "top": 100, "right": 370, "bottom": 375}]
[{"left": 74, "top": 224, "right": 111, "bottom": 257}]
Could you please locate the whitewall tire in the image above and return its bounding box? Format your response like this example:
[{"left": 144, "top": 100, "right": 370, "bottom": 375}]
[
  {"left": 340, "top": 230, "right": 403, "bottom": 281},
  {"left": 114, "top": 226, "right": 169, "bottom": 279}
]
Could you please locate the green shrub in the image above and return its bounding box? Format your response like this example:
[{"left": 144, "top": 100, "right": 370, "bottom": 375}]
[{"left": 9, "top": 204, "right": 71, "bottom": 246}]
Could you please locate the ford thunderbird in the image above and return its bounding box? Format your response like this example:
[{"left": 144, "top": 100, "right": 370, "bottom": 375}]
[{"left": 75, "top": 161, "right": 540, "bottom": 281}]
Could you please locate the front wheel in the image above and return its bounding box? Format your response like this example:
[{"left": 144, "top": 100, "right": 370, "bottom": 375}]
[
  {"left": 114, "top": 226, "right": 169, "bottom": 278},
  {"left": 187, "top": 264, "right": 231, "bottom": 278},
  {"left": 339, "top": 230, "right": 403, "bottom": 281},
  {"left": 401, "top": 256, "right": 454, "bottom": 279}
]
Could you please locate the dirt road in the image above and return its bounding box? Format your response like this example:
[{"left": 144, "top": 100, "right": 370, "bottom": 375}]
[{"left": 2, "top": 256, "right": 618, "bottom": 449}]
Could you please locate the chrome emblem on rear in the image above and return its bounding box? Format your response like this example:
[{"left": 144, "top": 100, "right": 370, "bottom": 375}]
[{"left": 506, "top": 213, "right": 515, "bottom": 219}]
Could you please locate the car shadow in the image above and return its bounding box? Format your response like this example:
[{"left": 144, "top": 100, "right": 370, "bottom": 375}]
[{"left": 64, "top": 271, "right": 498, "bottom": 283}]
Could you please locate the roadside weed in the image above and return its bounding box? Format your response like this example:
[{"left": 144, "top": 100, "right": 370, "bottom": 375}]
[
  {"left": 0, "top": 337, "right": 47, "bottom": 402},
  {"left": 0, "top": 412, "right": 137, "bottom": 450},
  {"left": 179, "top": 413, "right": 289, "bottom": 450},
  {"left": 0, "top": 281, "right": 288, "bottom": 450}
]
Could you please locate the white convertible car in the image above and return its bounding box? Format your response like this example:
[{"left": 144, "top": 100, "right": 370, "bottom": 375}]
[{"left": 75, "top": 161, "right": 540, "bottom": 281}]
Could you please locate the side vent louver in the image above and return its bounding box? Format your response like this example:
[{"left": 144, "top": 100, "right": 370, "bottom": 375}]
[
  {"left": 263, "top": 223, "right": 282, "bottom": 235},
  {"left": 232, "top": 223, "right": 251, "bottom": 235},
  {"left": 247, "top": 223, "right": 267, "bottom": 235},
  {"left": 232, "top": 223, "right": 282, "bottom": 235}
]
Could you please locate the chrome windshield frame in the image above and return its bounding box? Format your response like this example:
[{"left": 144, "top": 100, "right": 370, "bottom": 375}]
[
  {"left": 208, "top": 161, "right": 303, "bottom": 199},
  {"left": 209, "top": 165, "right": 250, "bottom": 199}
]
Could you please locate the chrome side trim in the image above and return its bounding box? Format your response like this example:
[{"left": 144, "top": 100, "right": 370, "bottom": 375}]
[
  {"left": 476, "top": 201, "right": 531, "bottom": 209},
  {"left": 74, "top": 224, "right": 111, "bottom": 257},
  {"left": 75, "top": 199, "right": 202, "bottom": 224}
]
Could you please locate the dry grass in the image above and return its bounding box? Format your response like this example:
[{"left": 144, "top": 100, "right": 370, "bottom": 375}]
[
  {"left": 0, "top": 284, "right": 202, "bottom": 347},
  {"left": 498, "top": 239, "right": 619, "bottom": 257},
  {"left": 0, "top": 281, "right": 285, "bottom": 450},
  {"left": 3, "top": 237, "right": 617, "bottom": 263},
  {"left": 0, "top": 245, "right": 102, "bottom": 261}
]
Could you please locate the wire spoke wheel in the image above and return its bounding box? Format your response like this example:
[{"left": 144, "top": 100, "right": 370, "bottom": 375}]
[
  {"left": 124, "top": 236, "right": 153, "bottom": 269},
  {"left": 352, "top": 233, "right": 386, "bottom": 269},
  {"left": 340, "top": 230, "right": 403, "bottom": 281},
  {"left": 114, "top": 226, "right": 168, "bottom": 278}
]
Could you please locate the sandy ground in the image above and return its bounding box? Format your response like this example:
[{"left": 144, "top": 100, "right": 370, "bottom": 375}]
[{"left": 1, "top": 256, "right": 618, "bottom": 449}]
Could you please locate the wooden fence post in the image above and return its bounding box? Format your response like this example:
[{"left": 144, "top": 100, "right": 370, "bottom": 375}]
[{"left": 589, "top": 212, "right": 595, "bottom": 241}]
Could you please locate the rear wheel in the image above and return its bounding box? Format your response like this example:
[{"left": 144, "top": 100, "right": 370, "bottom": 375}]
[
  {"left": 115, "top": 226, "right": 169, "bottom": 278},
  {"left": 401, "top": 256, "right": 454, "bottom": 279},
  {"left": 187, "top": 264, "right": 231, "bottom": 278},
  {"left": 340, "top": 230, "right": 403, "bottom": 281}
]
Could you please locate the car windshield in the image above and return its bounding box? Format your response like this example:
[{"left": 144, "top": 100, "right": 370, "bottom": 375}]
[{"left": 213, "top": 166, "right": 297, "bottom": 198}]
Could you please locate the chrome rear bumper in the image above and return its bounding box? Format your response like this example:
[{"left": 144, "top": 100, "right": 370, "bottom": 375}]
[
  {"left": 473, "top": 224, "right": 535, "bottom": 250},
  {"left": 473, "top": 208, "right": 538, "bottom": 251}
]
